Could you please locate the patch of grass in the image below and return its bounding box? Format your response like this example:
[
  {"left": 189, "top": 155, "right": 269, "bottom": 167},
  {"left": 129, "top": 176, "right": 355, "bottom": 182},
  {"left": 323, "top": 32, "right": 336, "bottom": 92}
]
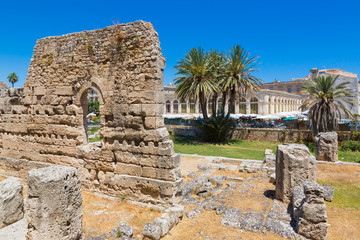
[
  {"left": 89, "top": 137, "right": 102, "bottom": 143},
  {"left": 116, "top": 230, "right": 123, "bottom": 238},
  {"left": 89, "top": 127, "right": 100, "bottom": 135},
  {"left": 338, "top": 150, "right": 360, "bottom": 163},
  {"left": 172, "top": 135, "right": 279, "bottom": 160},
  {"left": 318, "top": 180, "right": 360, "bottom": 211}
]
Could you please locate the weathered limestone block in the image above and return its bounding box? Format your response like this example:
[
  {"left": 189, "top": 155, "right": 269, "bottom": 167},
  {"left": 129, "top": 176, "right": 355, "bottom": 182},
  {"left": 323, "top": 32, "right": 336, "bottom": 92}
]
[
  {"left": 315, "top": 132, "right": 338, "bottom": 162},
  {"left": 142, "top": 205, "right": 184, "bottom": 240},
  {"left": 296, "top": 181, "right": 328, "bottom": 240},
  {"left": 0, "top": 178, "right": 24, "bottom": 229},
  {"left": 26, "top": 166, "right": 82, "bottom": 240},
  {"left": 275, "top": 144, "right": 316, "bottom": 203}
]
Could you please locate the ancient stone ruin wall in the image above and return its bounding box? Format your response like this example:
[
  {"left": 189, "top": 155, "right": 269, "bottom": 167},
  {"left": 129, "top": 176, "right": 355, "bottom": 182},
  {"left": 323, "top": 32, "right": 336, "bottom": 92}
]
[{"left": 0, "top": 21, "right": 182, "bottom": 206}]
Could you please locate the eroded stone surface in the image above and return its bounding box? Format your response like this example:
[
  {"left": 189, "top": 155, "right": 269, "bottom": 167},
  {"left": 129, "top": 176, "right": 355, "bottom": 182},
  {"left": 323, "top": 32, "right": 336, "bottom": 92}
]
[
  {"left": 275, "top": 144, "right": 316, "bottom": 203},
  {"left": 26, "top": 166, "right": 82, "bottom": 240},
  {"left": 296, "top": 181, "right": 328, "bottom": 240},
  {"left": 0, "top": 178, "right": 23, "bottom": 229},
  {"left": 315, "top": 132, "right": 338, "bottom": 162}
]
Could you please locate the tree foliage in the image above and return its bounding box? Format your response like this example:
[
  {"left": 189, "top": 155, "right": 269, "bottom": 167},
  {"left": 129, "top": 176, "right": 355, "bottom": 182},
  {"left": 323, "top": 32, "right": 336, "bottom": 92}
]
[
  {"left": 88, "top": 101, "right": 100, "bottom": 116},
  {"left": 301, "top": 75, "right": 355, "bottom": 135},
  {"left": 7, "top": 72, "right": 18, "bottom": 88},
  {"left": 174, "top": 45, "right": 261, "bottom": 142}
]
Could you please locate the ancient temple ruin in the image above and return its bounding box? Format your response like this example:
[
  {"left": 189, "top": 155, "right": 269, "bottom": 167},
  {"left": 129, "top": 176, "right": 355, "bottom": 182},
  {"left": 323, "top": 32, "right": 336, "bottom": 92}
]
[{"left": 0, "top": 21, "right": 182, "bottom": 206}]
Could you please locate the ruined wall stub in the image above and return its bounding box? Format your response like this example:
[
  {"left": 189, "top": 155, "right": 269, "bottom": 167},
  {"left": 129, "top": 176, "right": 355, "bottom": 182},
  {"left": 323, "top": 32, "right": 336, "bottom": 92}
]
[{"left": 0, "top": 21, "right": 182, "bottom": 206}]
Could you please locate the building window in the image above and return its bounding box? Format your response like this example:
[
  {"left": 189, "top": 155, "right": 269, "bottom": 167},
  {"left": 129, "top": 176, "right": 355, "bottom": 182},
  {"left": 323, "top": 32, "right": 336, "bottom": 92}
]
[
  {"left": 217, "top": 98, "right": 224, "bottom": 115},
  {"left": 190, "top": 98, "right": 195, "bottom": 113},
  {"left": 239, "top": 98, "right": 246, "bottom": 114},
  {"left": 250, "top": 97, "right": 258, "bottom": 114},
  {"left": 173, "top": 100, "right": 178, "bottom": 113},
  {"left": 166, "top": 100, "right": 171, "bottom": 113},
  {"left": 181, "top": 100, "right": 187, "bottom": 113},
  {"left": 288, "top": 88, "right": 291, "bottom": 93}
]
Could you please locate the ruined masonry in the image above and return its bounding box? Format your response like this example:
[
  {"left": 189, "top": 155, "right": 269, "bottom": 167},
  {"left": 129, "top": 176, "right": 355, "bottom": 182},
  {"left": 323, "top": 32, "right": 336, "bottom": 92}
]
[
  {"left": 315, "top": 132, "right": 338, "bottom": 162},
  {"left": 0, "top": 178, "right": 24, "bottom": 229},
  {"left": 26, "top": 166, "right": 83, "bottom": 240},
  {"left": 275, "top": 144, "right": 316, "bottom": 203},
  {"left": 0, "top": 21, "right": 182, "bottom": 206}
]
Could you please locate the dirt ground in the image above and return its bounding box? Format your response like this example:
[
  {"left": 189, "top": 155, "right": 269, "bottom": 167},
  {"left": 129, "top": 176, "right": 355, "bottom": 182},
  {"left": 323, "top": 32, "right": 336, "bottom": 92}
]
[{"left": 0, "top": 157, "right": 359, "bottom": 239}]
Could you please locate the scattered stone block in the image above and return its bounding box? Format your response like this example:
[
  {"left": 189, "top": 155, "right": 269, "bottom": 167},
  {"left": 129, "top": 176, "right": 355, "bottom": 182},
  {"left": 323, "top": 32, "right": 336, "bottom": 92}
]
[
  {"left": 117, "top": 224, "right": 133, "bottom": 238},
  {"left": 315, "top": 132, "right": 338, "bottom": 162},
  {"left": 296, "top": 181, "right": 328, "bottom": 240},
  {"left": 322, "top": 185, "right": 334, "bottom": 202},
  {"left": 263, "top": 153, "right": 276, "bottom": 168},
  {"left": 238, "top": 211, "right": 264, "bottom": 232},
  {"left": 275, "top": 144, "right": 316, "bottom": 203},
  {"left": 26, "top": 166, "right": 82, "bottom": 240},
  {"left": 0, "top": 178, "right": 24, "bottom": 229},
  {"left": 221, "top": 208, "right": 242, "bottom": 228},
  {"left": 142, "top": 204, "right": 184, "bottom": 240},
  {"left": 209, "top": 175, "right": 225, "bottom": 187}
]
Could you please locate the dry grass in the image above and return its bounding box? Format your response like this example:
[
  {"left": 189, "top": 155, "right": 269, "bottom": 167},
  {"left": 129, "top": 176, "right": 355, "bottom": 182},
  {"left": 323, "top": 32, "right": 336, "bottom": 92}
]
[
  {"left": 82, "top": 191, "right": 162, "bottom": 237},
  {"left": 317, "top": 164, "right": 360, "bottom": 240}
]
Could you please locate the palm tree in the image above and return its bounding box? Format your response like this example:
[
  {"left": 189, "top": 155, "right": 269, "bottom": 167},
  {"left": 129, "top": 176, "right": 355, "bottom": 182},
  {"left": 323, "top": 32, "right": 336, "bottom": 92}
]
[
  {"left": 219, "top": 45, "right": 262, "bottom": 119},
  {"left": 301, "top": 75, "right": 355, "bottom": 135},
  {"left": 174, "top": 47, "right": 219, "bottom": 119},
  {"left": 7, "top": 72, "right": 18, "bottom": 88}
]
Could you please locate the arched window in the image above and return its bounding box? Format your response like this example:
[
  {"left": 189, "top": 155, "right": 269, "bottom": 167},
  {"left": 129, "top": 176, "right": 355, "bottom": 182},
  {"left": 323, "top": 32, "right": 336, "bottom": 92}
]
[
  {"left": 173, "top": 100, "right": 179, "bottom": 113},
  {"left": 239, "top": 98, "right": 246, "bottom": 114},
  {"left": 250, "top": 97, "right": 258, "bottom": 114},
  {"left": 166, "top": 100, "right": 171, "bottom": 113},
  {"left": 181, "top": 99, "right": 187, "bottom": 113},
  {"left": 190, "top": 98, "right": 195, "bottom": 113},
  {"left": 81, "top": 87, "right": 102, "bottom": 144}
]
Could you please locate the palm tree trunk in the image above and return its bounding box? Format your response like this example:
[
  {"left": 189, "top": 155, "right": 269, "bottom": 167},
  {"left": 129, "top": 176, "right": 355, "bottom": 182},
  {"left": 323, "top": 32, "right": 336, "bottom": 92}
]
[
  {"left": 221, "top": 91, "right": 227, "bottom": 117},
  {"left": 211, "top": 94, "right": 218, "bottom": 117},
  {"left": 199, "top": 92, "right": 208, "bottom": 120},
  {"left": 225, "top": 88, "right": 235, "bottom": 120}
]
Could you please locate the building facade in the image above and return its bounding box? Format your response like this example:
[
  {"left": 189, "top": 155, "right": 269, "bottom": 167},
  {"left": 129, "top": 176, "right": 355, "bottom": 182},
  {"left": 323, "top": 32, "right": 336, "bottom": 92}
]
[
  {"left": 165, "top": 68, "right": 360, "bottom": 117},
  {"left": 164, "top": 85, "right": 302, "bottom": 115}
]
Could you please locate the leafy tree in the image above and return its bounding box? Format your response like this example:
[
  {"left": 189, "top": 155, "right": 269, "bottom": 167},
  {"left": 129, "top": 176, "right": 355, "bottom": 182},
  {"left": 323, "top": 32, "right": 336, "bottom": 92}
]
[
  {"left": 174, "top": 47, "right": 219, "bottom": 119},
  {"left": 88, "top": 101, "right": 100, "bottom": 116},
  {"left": 219, "top": 45, "right": 262, "bottom": 119},
  {"left": 301, "top": 75, "right": 355, "bottom": 135},
  {"left": 7, "top": 72, "right": 18, "bottom": 88}
]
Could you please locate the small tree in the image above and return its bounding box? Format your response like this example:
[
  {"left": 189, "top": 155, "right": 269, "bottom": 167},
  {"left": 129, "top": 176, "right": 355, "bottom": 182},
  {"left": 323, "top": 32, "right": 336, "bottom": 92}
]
[
  {"left": 301, "top": 75, "right": 355, "bottom": 135},
  {"left": 7, "top": 72, "right": 18, "bottom": 88}
]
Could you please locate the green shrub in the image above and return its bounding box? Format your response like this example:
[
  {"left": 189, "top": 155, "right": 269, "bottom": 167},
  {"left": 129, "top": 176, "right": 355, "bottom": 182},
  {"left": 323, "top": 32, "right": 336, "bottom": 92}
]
[
  {"left": 340, "top": 140, "right": 360, "bottom": 152},
  {"left": 350, "top": 131, "right": 360, "bottom": 141},
  {"left": 304, "top": 141, "right": 315, "bottom": 154},
  {"left": 198, "top": 116, "right": 235, "bottom": 143}
]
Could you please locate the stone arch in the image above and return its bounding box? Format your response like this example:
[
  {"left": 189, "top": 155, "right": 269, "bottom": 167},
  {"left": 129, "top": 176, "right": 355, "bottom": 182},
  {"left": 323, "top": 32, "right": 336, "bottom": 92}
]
[{"left": 75, "top": 79, "right": 105, "bottom": 106}]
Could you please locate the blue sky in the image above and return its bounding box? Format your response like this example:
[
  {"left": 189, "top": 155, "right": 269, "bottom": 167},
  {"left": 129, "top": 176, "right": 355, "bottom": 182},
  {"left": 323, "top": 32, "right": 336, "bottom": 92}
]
[{"left": 1, "top": 0, "right": 359, "bottom": 87}]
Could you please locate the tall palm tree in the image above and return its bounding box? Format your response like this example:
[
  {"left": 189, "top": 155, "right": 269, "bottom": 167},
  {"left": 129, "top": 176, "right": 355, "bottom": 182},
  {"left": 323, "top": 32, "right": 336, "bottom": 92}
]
[
  {"left": 220, "top": 45, "right": 262, "bottom": 119},
  {"left": 208, "top": 49, "right": 226, "bottom": 116},
  {"left": 174, "top": 47, "right": 219, "bottom": 119},
  {"left": 7, "top": 72, "right": 18, "bottom": 88},
  {"left": 301, "top": 75, "right": 355, "bottom": 135}
]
